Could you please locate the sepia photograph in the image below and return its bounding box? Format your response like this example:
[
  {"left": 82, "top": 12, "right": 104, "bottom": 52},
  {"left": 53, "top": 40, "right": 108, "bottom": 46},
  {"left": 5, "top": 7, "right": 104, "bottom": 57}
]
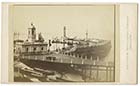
[
  {"left": 12, "top": 4, "right": 115, "bottom": 82},
  {"left": 0, "top": 1, "right": 138, "bottom": 84}
]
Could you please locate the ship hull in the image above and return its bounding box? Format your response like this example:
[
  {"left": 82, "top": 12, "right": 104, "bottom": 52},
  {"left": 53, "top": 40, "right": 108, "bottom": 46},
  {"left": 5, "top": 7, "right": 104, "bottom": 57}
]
[
  {"left": 19, "top": 59, "right": 84, "bottom": 81},
  {"left": 20, "top": 59, "right": 81, "bottom": 74},
  {"left": 70, "top": 41, "right": 112, "bottom": 60}
]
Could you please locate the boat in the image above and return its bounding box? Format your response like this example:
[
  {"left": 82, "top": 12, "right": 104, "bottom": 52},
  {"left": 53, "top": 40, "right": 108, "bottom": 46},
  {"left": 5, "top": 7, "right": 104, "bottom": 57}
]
[
  {"left": 14, "top": 23, "right": 113, "bottom": 82},
  {"left": 51, "top": 26, "right": 112, "bottom": 60}
]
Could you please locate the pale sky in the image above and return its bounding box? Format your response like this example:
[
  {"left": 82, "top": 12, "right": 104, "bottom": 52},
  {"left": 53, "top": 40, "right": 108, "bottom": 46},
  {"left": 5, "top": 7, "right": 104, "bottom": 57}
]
[{"left": 12, "top": 5, "right": 115, "bottom": 62}]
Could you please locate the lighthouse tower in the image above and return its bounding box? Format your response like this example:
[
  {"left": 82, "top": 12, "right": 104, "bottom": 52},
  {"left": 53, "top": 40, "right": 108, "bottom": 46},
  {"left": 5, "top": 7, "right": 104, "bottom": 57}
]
[{"left": 28, "top": 23, "right": 36, "bottom": 42}]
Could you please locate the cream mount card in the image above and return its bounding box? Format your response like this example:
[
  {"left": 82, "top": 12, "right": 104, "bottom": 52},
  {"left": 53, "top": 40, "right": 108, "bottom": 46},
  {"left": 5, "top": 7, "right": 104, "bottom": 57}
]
[{"left": 1, "top": 3, "right": 138, "bottom": 84}]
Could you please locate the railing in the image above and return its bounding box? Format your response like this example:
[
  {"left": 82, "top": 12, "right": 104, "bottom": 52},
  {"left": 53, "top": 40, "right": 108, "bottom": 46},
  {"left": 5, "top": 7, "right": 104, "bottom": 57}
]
[
  {"left": 21, "top": 51, "right": 49, "bottom": 55},
  {"left": 21, "top": 53, "right": 114, "bottom": 67}
]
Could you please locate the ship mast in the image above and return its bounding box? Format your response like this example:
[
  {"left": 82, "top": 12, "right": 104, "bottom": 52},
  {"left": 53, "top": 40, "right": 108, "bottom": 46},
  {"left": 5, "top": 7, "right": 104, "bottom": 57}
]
[
  {"left": 63, "top": 26, "right": 66, "bottom": 49},
  {"left": 85, "top": 29, "right": 88, "bottom": 41},
  {"left": 64, "top": 26, "right": 66, "bottom": 38}
]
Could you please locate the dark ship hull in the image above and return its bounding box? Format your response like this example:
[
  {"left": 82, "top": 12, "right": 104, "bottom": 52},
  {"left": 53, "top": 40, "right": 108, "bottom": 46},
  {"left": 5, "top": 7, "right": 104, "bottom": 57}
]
[
  {"left": 19, "top": 59, "right": 84, "bottom": 82},
  {"left": 70, "top": 41, "right": 111, "bottom": 60},
  {"left": 20, "top": 59, "right": 78, "bottom": 73}
]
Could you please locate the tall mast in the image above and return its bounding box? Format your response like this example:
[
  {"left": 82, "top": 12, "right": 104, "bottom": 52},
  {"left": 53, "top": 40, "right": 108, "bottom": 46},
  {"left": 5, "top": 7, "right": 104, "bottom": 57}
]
[
  {"left": 64, "top": 26, "right": 66, "bottom": 37},
  {"left": 63, "top": 26, "right": 66, "bottom": 49},
  {"left": 86, "top": 29, "right": 88, "bottom": 40}
]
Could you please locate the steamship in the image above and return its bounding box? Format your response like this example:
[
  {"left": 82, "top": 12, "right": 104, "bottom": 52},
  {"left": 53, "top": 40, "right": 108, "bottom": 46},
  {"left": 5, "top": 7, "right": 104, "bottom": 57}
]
[
  {"left": 14, "top": 23, "right": 112, "bottom": 82},
  {"left": 52, "top": 26, "right": 111, "bottom": 60}
]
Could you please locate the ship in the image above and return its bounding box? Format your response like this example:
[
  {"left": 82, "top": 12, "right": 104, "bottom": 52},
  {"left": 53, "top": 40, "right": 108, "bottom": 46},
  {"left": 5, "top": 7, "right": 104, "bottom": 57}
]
[
  {"left": 14, "top": 23, "right": 113, "bottom": 82},
  {"left": 52, "top": 26, "right": 112, "bottom": 60}
]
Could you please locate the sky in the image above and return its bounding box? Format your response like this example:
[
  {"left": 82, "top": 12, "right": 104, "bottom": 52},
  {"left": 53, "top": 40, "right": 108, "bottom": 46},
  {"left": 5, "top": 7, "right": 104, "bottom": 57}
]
[{"left": 12, "top": 5, "right": 115, "bottom": 62}]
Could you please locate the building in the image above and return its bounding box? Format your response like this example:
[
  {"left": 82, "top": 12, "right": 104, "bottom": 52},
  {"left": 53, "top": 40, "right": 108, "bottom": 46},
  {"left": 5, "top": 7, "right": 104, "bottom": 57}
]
[{"left": 20, "top": 23, "right": 49, "bottom": 59}]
